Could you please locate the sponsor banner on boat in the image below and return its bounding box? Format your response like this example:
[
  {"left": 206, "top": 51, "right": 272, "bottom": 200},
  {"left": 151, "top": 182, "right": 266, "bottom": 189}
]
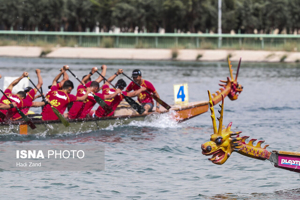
[
  {"left": 278, "top": 155, "right": 300, "bottom": 170},
  {"left": 0, "top": 144, "right": 105, "bottom": 171}
]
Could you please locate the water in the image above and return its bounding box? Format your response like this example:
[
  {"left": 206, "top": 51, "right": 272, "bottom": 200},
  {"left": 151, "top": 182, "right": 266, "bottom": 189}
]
[{"left": 0, "top": 57, "right": 299, "bottom": 199}]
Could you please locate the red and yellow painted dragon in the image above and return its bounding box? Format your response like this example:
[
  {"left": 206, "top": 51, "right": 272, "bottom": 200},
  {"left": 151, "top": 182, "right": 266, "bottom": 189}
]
[
  {"left": 211, "top": 57, "right": 243, "bottom": 105},
  {"left": 201, "top": 92, "right": 300, "bottom": 173}
]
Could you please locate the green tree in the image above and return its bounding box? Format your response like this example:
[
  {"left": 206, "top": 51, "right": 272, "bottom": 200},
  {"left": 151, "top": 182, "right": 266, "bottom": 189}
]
[
  {"left": 162, "top": 0, "right": 185, "bottom": 32},
  {"left": 65, "top": 0, "right": 95, "bottom": 32},
  {"left": 0, "top": 0, "right": 22, "bottom": 30},
  {"left": 42, "top": 0, "right": 65, "bottom": 31}
]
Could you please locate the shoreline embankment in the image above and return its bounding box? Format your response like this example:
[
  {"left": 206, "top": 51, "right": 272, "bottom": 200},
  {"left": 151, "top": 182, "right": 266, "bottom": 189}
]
[{"left": 1, "top": 46, "right": 300, "bottom": 63}]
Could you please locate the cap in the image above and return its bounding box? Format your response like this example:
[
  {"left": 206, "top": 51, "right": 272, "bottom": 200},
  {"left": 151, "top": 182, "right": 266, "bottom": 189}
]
[
  {"left": 132, "top": 69, "right": 142, "bottom": 78},
  {"left": 23, "top": 86, "right": 33, "bottom": 93}
]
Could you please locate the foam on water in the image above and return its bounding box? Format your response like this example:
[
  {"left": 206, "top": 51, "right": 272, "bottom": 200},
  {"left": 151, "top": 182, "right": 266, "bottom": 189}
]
[{"left": 128, "top": 110, "right": 182, "bottom": 128}]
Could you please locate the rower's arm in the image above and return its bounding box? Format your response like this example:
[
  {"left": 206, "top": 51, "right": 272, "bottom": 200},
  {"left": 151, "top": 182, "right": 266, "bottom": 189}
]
[
  {"left": 103, "top": 89, "right": 122, "bottom": 99},
  {"left": 59, "top": 67, "right": 69, "bottom": 87},
  {"left": 52, "top": 69, "right": 64, "bottom": 86},
  {"left": 33, "top": 94, "right": 43, "bottom": 101},
  {"left": 0, "top": 103, "right": 13, "bottom": 110},
  {"left": 126, "top": 87, "right": 146, "bottom": 97},
  {"left": 31, "top": 101, "right": 46, "bottom": 107},
  {"left": 81, "top": 67, "right": 98, "bottom": 85},
  {"left": 105, "top": 69, "right": 123, "bottom": 84},
  {"left": 35, "top": 69, "right": 43, "bottom": 90},
  {"left": 7, "top": 72, "right": 28, "bottom": 91},
  {"left": 76, "top": 88, "right": 92, "bottom": 101},
  {"left": 95, "top": 65, "right": 107, "bottom": 83}
]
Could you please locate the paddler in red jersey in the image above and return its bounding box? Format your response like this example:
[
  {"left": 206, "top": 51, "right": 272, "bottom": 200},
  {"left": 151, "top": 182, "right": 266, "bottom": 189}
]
[
  {"left": 41, "top": 66, "right": 92, "bottom": 121},
  {"left": 126, "top": 69, "right": 161, "bottom": 114},
  {"left": 12, "top": 69, "right": 43, "bottom": 119},
  {"left": 68, "top": 66, "right": 122, "bottom": 119},
  {"left": 0, "top": 72, "right": 46, "bottom": 121},
  {"left": 93, "top": 69, "right": 146, "bottom": 118}
]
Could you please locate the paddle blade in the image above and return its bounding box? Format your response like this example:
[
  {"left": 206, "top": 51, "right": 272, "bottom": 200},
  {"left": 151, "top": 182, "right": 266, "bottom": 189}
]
[
  {"left": 151, "top": 95, "right": 171, "bottom": 110},
  {"left": 16, "top": 108, "right": 36, "bottom": 129},
  {"left": 51, "top": 106, "right": 70, "bottom": 127},
  {"left": 124, "top": 95, "right": 145, "bottom": 115},
  {"left": 93, "top": 95, "right": 113, "bottom": 114}
]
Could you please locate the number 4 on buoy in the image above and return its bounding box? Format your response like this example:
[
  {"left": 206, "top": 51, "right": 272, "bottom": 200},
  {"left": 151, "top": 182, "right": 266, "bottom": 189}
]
[{"left": 173, "top": 83, "right": 189, "bottom": 105}]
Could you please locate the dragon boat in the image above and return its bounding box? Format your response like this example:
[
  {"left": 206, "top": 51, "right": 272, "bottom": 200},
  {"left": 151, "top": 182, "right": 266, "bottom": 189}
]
[
  {"left": 0, "top": 58, "right": 243, "bottom": 136},
  {"left": 201, "top": 91, "right": 300, "bottom": 173}
]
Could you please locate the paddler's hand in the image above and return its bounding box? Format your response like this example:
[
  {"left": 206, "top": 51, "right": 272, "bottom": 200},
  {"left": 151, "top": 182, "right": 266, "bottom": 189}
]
[
  {"left": 91, "top": 67, "right": 98, "bottom": 74},
  {"left": 35, "top": 69, "right": 41, "bottom": 74},
  {"left": 86, "top": 87, "right": 92, "bottom": 93},
  {"left": 117, "top": 69, "right": 123, "bottom": 75},
  {"left": 63, "top": 65, "right": 69, "bottom": 71},
  {"left": 0, "top": 74, "right": 2, "bottom": 79},
  {"left": 140, "top": 87, "right": 147, "bottom": 92},
  {"left": 42, "top": 98, "right": 49, "bottom": 105},
  {"left": 22, "top": 72, "right": 28, "bottom": 77},
  {"left": 116, "top": 88, "right": 122, "bottom": 94},
  {"left": 101, "top": 65, "right": 107, "bottom": 70}
]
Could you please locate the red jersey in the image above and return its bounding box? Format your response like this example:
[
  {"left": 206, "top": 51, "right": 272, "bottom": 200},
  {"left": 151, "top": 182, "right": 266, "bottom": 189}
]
[
  {"left": 46, "top": 83, "right": 61, "bottom": 97},
  {"left": 42, "top": 85, "right": 77, "bottom": 121},
  {"left": 13, "top": 88, "right": 37, "bottom": 120},
  {"left": 126, "top": 79, "right": 156, "bottom": 104},
  {"left": 79, "top": 93, "right": 104, "bottom": 118},
  {"left": 0, "top": 89, "right": 33, "bottom": 121},
  {"left": 95, "top": 85, "right": 127, "bottom": 117},
  {"left": 68, "top": 81, "right": 92, "bottom": 119}
]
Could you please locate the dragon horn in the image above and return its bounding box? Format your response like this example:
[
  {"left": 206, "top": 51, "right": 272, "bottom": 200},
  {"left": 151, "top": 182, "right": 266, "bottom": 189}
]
[
  {"left": 255, "top": 141, "right": 265, "bottom": 148},
  {"left": 248, "top": 139, "right": 257, "bottom": 146},
  {"left": 208, "top": 90, "right": 218, "bottom": 134},
  {"left": 240, "top": 136, "right": 249, "bottom": 143},
  {"left": 235, "top": 57, "right": 241, "bottom": 82},
  {"left": 218, "top": 95, "right": 224, "bottom": 135},
  {"left": 227, "top": 57, "right": 234, "bottom": 80}
]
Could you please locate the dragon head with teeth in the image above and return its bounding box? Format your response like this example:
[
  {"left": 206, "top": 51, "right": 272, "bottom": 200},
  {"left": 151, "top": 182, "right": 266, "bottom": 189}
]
[
  {"left": 202, "top": 91, "right": 271, "bottom": 165},
  {"left": 201, "top": 91, "right": 242, "bottom": 165}
]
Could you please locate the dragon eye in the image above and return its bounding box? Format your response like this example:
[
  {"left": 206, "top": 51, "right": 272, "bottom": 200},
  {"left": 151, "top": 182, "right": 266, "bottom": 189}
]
[{"left": 215, "top": 137, "right": 223, "bottom": 145}]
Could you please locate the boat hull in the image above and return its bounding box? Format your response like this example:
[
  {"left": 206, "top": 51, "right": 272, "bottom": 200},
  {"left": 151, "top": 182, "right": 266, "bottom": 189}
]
[{"left": 0, "top": 101, "right": 209, "bottom": 135}]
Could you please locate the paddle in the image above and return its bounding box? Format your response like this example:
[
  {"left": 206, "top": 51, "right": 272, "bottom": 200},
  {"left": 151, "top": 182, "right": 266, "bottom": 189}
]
[
  {"left": 27, "top": 77, "right": 70, "bottom": 127},
  {"left": 0, "top": 89, "right": 36, "bottom": 129},
  {"left": 122, "top": 72, "right": 171, "bottom": 110},
  {"left": 95, "top": 71, "right": 145, "bottom": 115},
  {"left": 65, "top": 66, "right": 113, "bottom": 114}
]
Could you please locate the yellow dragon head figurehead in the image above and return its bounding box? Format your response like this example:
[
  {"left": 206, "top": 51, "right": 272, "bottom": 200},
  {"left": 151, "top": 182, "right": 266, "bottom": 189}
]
[
  {"left": 202, "top": 91, "right": 271, "bottom": 165},
  {"left": 220, "top": 58, "right": 243, "bottom": 101},
  {"left": 201, "top": 91, "right": 242, "bottom": 165}
]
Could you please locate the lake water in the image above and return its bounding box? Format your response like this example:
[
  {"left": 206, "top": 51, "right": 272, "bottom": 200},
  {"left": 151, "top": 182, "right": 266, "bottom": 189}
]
[{"left": 0, "top": 57, "right": 299, "bottom": 199}]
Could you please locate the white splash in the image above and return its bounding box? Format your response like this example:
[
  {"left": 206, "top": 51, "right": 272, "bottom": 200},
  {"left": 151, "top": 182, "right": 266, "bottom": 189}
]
[{"left": 128, "top": 110, "right": 182, "bottom": 128}]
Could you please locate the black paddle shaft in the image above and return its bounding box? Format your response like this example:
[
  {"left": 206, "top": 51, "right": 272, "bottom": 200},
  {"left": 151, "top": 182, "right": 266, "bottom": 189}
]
[
  {"left": 95, "top": 71, "right": 145, "bottom": 114},
  {"left": 67, "top": 69, "right": 88, "bottom": 89},
  {"left": 122, "top": 72, "right": 171, "bottom": 110},
  {"left": 27, "top": 77, "right": 46, "bottom": 100}
]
